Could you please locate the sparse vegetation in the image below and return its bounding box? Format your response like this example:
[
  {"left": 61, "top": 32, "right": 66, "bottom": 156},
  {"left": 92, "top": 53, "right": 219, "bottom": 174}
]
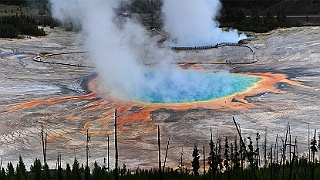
[{"left": 2, "top": 122, "right": 320, "bottom": 180}]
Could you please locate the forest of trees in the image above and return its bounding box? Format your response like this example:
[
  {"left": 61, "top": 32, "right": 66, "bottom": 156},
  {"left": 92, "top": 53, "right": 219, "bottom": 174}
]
[
  {"left": 0, "top": 0, "right": 318, "bottom": 38},
  {"left": 0, "top": 15, "right": 46, "bottom": 38},
  {"left": 223, "top": 8, "right": 298, "bottom": 33},
  {"left": 122, "top": 0, "right": 316, "bottom": 33},
  {"left": 0, "top": 0, "right": 59, "bottom": 38},
  {"left": 0, "top": 14, "right": 58, "bottom": 38},
  {"left": 2, "top": 123, "right": 320, "bottom": 180}
]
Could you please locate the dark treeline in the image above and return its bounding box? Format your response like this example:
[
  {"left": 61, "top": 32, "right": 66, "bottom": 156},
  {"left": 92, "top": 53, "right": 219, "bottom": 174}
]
[
  {"left": 0, "top": 15, "right": 58, "bottom": 38},
  {"left": 2, "top": 155, "right": 320, "bottom": 180},
  {"left": 1, "top": 0, "right": 318, "bottom": 34},
  {"left": 220, "top": 0, "right": 320, "bottom": 32},
  {"left": 0, "top": 0, "right": 28, "bottom": 5},
  {"left": 2, "top": 126, "right": 320, "bottom": 180},
  {"left": 220, "top": 6, "right": 302, "bottom": 33},
  {"left": 0, "top": 15, "right": 44, "bottom": 38},
  {"left": 0, "top": 0, "right": 48, "bottom": 9},
  {"left": 221, "top": 0, "right": 283, "bottom": 9}
]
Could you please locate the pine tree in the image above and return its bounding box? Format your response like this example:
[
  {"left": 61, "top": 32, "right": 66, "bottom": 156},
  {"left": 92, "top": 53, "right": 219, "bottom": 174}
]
[
  {"left": 30, "top": 158, "right": 42, "bottom": 180},
  {"left": 7, "top": 162, "right": 15, "bottom": 180},
  {"left": 192, "top": 144, "right": 200, "bottom": 175},
  {"left": 233, "top": 138, "right": 240, "bottom": 168},
  {"left": 224, "top": 137, "right": 230, "bottom": 169},
  {"left": 230, "top": 142, "right": 234, "bottom": 168},
  {"left": 0, "top": 167, "right": 6, "bottom": 180},
  {"left": 217, "top": 137, "right": 223, "bottom": 170},
  {"left": 66, "top": 163, "right": 72, "bottom": 180},
  {"left": 16, "top": 156, "right": 27, "bottom": 180},
  {"left": 224, "top": 137, "right": 231, "bottom": 180},
  {"left": 247, "top": 137, "right": 258, "bottom": 168},
  {"left": 92, "top": 161, "right": 102, "bottom": 180},
  {"left": 256, "top": 133, "right": 261, "bottom": 166},
  {"left": 71, "top": 158, "right": 81, "bottom": 180},
  {"left": 208, "top": 133, "right": 217, "bottom": 172},
  {"left": 311, "top": 130, "right": 317, "bottom": 180},
  {"left": 85, "top": 165, "right": 90, "bottom": 180},
  {"left": 42, "top": 163, "right": 50, "bottom": 180}
]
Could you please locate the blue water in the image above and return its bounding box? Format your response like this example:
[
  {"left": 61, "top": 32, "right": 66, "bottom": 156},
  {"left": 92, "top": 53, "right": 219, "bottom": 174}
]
[
  {"left": 131, "top": 70, "right": 261, "bottom": 103},
  {"left": 0, "top": 52, "right": 36, "bottom": 60},
  {"left": 16, "top": 55, "right": 28, "bottom": 60}
]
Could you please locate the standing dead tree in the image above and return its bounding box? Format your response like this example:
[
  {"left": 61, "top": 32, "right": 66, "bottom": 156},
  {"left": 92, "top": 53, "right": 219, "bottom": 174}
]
[
  {"left": 57, "top": 153, "right": 62, "bottom": 180},
  {"left": 281, "top": 123, "right": 290, "bottom": 180},
  {"left": 41, "top": 126, "right": 47, "bottom": 165},
  {"left": 163, "top": 136, "right": 170, "bottom": 172},
  {"left": 158, "top": 125, "right": 163, "bottom": 180},
  {"left": 288, "top": 138, "right": 297, "bottom": 180},
  {"left": 233, "top": 117, "right": 258, "bottom": 180},
  {"left": 310, "top": 129, "right": 317, "bottom": 180},
  {"left": 86, "top": 128, "right": 90, "bottom": 180},
  {"left": 115, "top": 109, "right": 119, "bottom": 180},
  {"left": 180, "top": 147, "right": 184, "bottom": 173},
  {"left": 108, "top": 134, "right": 110, "bottom": 171},
  {"left": 203, "top": 145, "right": 205, "bottom": 175}
]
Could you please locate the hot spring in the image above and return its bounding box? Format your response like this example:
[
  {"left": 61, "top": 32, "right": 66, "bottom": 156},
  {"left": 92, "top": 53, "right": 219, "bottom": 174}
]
[
  {"left": 0, "top": 52, "right": 37, "bottom": 60},
  {"left": 123, "top": 70, "right": 261, "bottom": 104}
]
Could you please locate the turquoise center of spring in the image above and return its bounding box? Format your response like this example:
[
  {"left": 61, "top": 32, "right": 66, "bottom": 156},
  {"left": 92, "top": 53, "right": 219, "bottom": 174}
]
[{"left": 131, "top": 70, "right": 261, "bottom": 103}]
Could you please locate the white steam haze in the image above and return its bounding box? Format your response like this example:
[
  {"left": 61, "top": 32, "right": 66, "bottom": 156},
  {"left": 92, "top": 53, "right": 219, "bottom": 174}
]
[
  {"left": 50, "top": 0, "right": 159, "bottom": 100},
  {"left": 162, "top": 0, "right": 246, "bottom": 47},
  {"left": 49, "top": 0, "right": 254, "bottom": 103}
]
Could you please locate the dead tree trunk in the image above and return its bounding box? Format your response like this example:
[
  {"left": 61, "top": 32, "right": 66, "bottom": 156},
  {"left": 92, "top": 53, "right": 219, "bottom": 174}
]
[
  {"left": 108, "top": 134, "right": 110, "bottom": 171},
  {"left": 158, "top": 125, "right": 163, "bottom": 180},
  {"left": 270, "top": 145, "right": 273, "bottom": 180},
  {"left": 41, "top": 126, "right": 47, "bottom": 165},
  {"left": 288, "top": 138, "right": 297, "bottom": 180},
  {"left": 282, "top": 123, "right": 289, "bottom": 180},
  {"left": 86, "top": 128, "right": 90, "bottom": 180},
  {"left": 163, "top": 137, "right": 170, "bottom": 172},
  {"left": 203, "top": 145, "right": 205, "bottom": 175},
  {"left": 115, "top": 109, "right": 118, "bottom": 180},
  {"left": 233, "top": 117, "right": 258, "bottom": 180}
]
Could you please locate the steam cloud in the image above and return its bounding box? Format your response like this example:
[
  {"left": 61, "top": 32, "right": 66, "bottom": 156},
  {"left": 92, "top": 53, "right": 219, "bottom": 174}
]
[
  {"left": 162, "top": 0, "right": 246, "bottom": 46},
  {"left": 49, "top": 0, "right": 252, "bottom": 103}
]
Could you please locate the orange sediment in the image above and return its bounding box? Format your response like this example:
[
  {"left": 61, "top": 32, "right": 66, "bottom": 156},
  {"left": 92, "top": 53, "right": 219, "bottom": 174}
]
[{"left": 2, "top": 71, "right": 311, "bottom": 140}]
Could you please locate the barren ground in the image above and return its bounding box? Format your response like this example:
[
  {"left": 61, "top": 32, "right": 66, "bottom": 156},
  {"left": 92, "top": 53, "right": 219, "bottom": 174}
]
[{"left": 0, "top": 26, "right": 319, "bottom": 170}]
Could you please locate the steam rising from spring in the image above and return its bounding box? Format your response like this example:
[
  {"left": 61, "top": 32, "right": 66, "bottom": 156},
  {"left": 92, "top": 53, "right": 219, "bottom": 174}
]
[
  {"left": 49, "top": 0, "right": 257, "bottom": 103},
  {"left": 162, "top": 0, "right": 246, "bottom": 46}
]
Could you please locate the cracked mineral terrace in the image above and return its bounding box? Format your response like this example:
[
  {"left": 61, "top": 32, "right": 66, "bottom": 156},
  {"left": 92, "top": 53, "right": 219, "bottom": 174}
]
[{"left": 0, "top": 26, "right": 319, "bottom": 170}]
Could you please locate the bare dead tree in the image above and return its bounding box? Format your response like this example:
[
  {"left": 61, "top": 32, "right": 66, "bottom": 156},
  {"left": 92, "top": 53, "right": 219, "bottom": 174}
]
[
  {"left": 276, "top": 134, "right": 279, "bottom": 164},
  {"left": 233, "top": 117, "right": 258, "bottom": 180},
  {"left": 203, "top": 145, "right": 205, "bottom": 174},
  {"left": 311, "top": 129, "right": 317, "bottom": 180},
  {"left": 282, "top": 122, "right": 290, "bottom": 180},
  {"left": 308, "top": 123, "right": 310, "bottom": 164},
  {"left": 86, "top": 128, "right": 90, "bottom": 180},
  {"left": 289, "top": 127, "right": 292, "bottom": 165},
  {"left": 163, "top": 137, "right": 170, "bottom": 172},
  {"left": 264, "top": 129, "right": 267, "bottom": 166},
  {"left": 108, "top": 134, "right": 110, "bottom": 171},
  {"left": 115, "top": 109, "right": 119, "bottom": 180},
  {"left": 270, "top": 145, "right": 273, "bottom": 180},
  {"left": 180, "top": 147, "right": 184, "bottom": 172},
  {"left": 58, "top": 153, "right": 62, "bottom": 180},
  {"left": 158, "top": 125, "right": 163, "bottom": 180},
  {"left": 41, "top": 126, "right": 47, "bottom": 165},
  {"left": 288, "top": 138, "right": 297, "bottom": 180}
]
